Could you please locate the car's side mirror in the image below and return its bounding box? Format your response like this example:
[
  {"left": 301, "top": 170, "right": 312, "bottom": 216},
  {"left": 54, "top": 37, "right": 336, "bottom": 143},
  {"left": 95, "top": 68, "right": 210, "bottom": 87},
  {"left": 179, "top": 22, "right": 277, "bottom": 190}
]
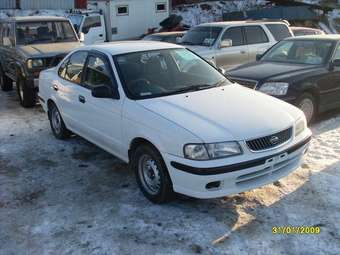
[
  {"left": 176, "top": 37, "right": 183, "bottom": 44},
  {"left": 256, "top": 53, "right": 263, "bottom": 61},
  {"left": 218, "top": 67, "right": 226, "bottom": 76},
  {"left": 219, "top": 39, "right": 232, "bottom": 49},
  {"left": 78, "top": 32, "right": 85, "bottom": 42},
  {"left": 92, "top": 85, "right": 119, "bottom": 99},
  {"left": 3, "top": 37, "right": 12, "bottom": 47}
]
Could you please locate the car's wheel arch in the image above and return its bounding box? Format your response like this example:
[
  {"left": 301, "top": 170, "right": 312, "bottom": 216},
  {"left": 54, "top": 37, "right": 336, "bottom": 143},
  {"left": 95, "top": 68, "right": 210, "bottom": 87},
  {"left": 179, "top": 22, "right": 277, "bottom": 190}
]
[
  {"left": 128, "top": 137, "right": 162, "bottom": 162},
  {"left": 296, "top": 81, "right": 320, "bottom": 110}
]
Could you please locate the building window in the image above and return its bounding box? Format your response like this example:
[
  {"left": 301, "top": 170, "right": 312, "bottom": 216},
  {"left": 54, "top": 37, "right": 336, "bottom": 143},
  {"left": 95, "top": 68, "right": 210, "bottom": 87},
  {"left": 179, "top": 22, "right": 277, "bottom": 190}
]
[
  {"left": 117, "top": 5, "right": 129, "bottom": 16},
  {"left": 156, "top": 3, "right": 167, "bottom": 12}
]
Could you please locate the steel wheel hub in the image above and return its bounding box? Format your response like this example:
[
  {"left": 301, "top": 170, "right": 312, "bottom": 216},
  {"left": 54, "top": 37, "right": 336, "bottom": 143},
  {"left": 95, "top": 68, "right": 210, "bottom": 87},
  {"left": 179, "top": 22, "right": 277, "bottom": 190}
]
[
  {"left": 299, "top": 98, "right": 314, "bottom": 123},
  {"left": 51, "top": 108, "right": 62, "bottom": 134},
  {"left": 138, "top": 154, "right": 161, "bottom": 195}
]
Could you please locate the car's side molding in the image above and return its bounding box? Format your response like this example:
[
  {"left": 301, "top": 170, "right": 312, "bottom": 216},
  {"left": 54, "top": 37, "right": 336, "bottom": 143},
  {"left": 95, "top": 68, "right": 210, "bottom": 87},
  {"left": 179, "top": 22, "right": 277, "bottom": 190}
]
[{"left": 171, "top": 136, "right": 311, "bottom": 176}]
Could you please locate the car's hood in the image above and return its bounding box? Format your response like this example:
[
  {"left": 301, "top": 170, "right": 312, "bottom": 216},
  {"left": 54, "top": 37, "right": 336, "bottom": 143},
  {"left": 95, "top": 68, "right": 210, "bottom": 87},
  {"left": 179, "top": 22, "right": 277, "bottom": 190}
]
[
  {"left": 18, "top": 42, "right": 82, "bottom": 58},
  {"left": 137, "top": 85, "right": 302, "bottom": 142},
  {"left": 228, "top": 61, "right": 321, "bottom": 81}
]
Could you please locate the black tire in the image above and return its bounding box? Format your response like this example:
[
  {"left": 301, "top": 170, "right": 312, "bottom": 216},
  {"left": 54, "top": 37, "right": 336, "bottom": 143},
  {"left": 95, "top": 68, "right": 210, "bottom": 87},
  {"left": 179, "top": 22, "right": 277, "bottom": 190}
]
[
  {"left": 296, "top": 93, "right": 317, "bottom": 124},
  {"left": 131, "top": 144, "right": 174, "bottom": 204},
  {"left": 0, "top": 67, "right": 13, "bottom": 91},
  {"left": 16, "top": 75, "right": 36, "bottom": 107},
  {"left": 48, "top": 102, "right": 71, "bottom": 140}
]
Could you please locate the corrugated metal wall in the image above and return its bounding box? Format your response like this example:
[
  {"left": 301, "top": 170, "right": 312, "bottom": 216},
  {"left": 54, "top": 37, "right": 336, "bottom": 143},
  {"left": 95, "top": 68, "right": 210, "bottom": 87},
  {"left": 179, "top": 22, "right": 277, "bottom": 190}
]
[
  {"left": 20, "top": 0, "right": 74, "bottom": 9},
  {"left": 0, "top": 0, "right": 16, "bottom": 9}
]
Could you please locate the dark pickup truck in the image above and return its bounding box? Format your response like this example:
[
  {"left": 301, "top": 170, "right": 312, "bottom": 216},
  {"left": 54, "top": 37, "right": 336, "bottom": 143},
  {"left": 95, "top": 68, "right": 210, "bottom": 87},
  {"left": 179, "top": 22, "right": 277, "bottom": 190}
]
[{"left": 0, "top": 16, "right": 82, "bottom": 107}]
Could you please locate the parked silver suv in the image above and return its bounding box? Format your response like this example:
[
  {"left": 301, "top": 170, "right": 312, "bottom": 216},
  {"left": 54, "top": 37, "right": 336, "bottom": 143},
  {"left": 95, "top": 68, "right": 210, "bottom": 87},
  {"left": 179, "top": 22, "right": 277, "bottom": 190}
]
[{"left": 181, "top": 21, "right": 293, "bottom": 70}]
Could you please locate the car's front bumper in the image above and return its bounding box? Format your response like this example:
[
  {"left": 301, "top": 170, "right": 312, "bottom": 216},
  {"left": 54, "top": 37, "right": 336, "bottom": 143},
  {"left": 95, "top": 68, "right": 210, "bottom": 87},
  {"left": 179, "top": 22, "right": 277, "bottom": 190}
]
[{"left": 162, "top": 132, "right": 311, "bottom": 199}]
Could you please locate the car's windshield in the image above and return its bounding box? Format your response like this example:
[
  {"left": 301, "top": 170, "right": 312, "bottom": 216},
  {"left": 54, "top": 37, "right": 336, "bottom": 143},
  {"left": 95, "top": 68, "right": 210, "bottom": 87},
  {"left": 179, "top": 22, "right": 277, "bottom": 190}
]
[
  {"left": 16, "top": 21, "right": 78, "bottom": 45},
  {"left": 69, "top": 15, "right": 84, "bottom": 33},
  {"left": 115, "top": 48, "right": 229, "bottom": 99},
  {"left": 261, "top": 39, "right": 334, "bottom": 65},
  {"left": 181, "top": 26, "right": 222, "bottom": 46}
]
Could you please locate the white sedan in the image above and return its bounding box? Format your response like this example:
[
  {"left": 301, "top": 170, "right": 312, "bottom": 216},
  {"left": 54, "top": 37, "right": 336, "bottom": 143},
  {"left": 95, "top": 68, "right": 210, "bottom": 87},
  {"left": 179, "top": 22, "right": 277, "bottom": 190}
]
[{"left": 38, "top": 41, "right": 312, "bottom": 203}]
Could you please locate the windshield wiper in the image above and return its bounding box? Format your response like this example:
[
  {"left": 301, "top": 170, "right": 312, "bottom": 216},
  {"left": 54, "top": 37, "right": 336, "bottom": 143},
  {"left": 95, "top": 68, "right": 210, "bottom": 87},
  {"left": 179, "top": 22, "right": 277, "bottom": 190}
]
[{"left": 168, "top": 81, "right": 226, "bottom": 95}]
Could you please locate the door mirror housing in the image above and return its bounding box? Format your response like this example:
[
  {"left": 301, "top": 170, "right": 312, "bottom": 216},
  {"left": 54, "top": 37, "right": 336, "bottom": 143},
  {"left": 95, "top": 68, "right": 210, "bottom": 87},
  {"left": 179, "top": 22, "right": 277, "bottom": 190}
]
[
  {"left": 78, "top": 32, "right": 85, "bottom": 42},
  {"left": 219, "top": 39, "right": 232, "bottom": 49},
  {"left": 256, "top": 53, "right": 263, "bottom": 61},
  {"left": 92, "top": 85, "right": 119, "bottom": 99},
  {"left": 3, "top": 37, "right": 12, "bottom": 47},
  {"left": 218, "top": 67, "right": 226, "bottom": 76}
]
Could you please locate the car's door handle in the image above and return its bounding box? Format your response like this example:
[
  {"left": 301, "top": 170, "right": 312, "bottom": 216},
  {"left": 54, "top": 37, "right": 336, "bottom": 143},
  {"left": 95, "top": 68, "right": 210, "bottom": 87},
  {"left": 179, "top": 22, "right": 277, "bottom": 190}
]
[
  {"left": 78, "top": 95, "right": 86, "bottom": 104},
  {"left": 240, "top": 50, "right": 246, "bottom": 54},
  {"left": 52, "top": 84, "right": 58, "bottom": 91},
  {"left": 99, "top": 34, "right": 103, "bottom": 37}
]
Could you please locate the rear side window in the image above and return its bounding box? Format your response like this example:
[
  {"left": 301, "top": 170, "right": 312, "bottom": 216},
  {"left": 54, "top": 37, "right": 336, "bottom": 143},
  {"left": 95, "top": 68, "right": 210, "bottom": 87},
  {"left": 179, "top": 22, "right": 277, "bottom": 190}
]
[
  {"left": 266, "top": 24, "right": 292, "bottom": 41},
  {"left": 82, "top": 16, "right": 101, "bottom": 34},
  {"left": 244, "top": 26, "right": 268, "bottom": 45},
  {"left": 221, "top": 27, "right": 244, "bottom": 46},
  {"left": 60, "top": 51, "right": 88, "bottom": 84}
]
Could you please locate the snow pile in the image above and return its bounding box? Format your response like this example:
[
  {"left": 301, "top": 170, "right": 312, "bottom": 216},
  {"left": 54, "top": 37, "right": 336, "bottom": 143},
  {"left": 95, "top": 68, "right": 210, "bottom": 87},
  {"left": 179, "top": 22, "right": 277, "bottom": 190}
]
[
  {"left": 0, "top": 9, "right": 68, "bottom": 20},
  {"left": 172, "top": 0, "right": 269, "bottom": 27}
]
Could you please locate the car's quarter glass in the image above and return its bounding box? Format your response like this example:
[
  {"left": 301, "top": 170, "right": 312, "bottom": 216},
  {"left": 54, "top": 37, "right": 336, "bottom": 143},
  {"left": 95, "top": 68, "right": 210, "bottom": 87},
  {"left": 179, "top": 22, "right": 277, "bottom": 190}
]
[{"left": 39, "top": 41, "right": 312, "bottom": 203}]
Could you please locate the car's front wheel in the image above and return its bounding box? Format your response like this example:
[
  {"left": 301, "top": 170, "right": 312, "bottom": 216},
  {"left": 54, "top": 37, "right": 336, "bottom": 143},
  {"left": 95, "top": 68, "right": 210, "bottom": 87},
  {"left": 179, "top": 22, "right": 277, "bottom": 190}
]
[
  {"left": 297, "top": 93, "right": 316, "bottom": 124},
  {"left": 17, "top": 76, "right": 36, "bottom": 107},
  {"left": 131, "top": 144, "right": 174, "bottom": 203},
  {"left": 0, "top": 67, "right": 13, "bottom": 91},
  {"left": 48, "top": 102, "right": 71, "bottom": 139}
]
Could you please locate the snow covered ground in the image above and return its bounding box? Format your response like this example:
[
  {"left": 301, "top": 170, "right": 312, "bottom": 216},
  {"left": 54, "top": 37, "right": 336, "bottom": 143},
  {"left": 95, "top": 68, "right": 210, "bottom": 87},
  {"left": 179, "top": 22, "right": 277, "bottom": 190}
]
[{"left": 0, "top": 87, "right": 339, "bottom": 254}]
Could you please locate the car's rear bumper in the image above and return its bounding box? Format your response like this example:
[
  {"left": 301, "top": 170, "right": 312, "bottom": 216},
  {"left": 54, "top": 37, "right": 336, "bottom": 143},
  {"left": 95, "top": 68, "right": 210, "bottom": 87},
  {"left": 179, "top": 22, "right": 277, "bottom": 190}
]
[{"left": 162, "top": 133, "right": 311, "bottom": 199}]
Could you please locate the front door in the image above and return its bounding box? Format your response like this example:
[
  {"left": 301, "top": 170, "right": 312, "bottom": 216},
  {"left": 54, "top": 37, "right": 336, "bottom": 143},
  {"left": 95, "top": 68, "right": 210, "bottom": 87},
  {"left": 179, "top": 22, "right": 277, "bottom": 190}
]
[
  {"left": 215, "top": 26, "right": 249, "bottom": 70},
  {"left": 81, "top": 15, "right": 105, "bottom": 44},
  {"left": 78, "top": 52, "right": 124, "bottom": 158}
]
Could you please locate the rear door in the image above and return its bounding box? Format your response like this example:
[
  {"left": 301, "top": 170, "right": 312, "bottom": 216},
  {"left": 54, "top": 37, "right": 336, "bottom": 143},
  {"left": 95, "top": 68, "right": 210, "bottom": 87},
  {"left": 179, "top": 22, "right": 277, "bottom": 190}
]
[
  {"left": 244, "top": 25, "right": 272, "bottom": 62},
  {"left": 81, "top": 15, "right": 105, "bottom": 44},
  {"left": 215, "top": 26, "right": 248, "bottom": 70}
]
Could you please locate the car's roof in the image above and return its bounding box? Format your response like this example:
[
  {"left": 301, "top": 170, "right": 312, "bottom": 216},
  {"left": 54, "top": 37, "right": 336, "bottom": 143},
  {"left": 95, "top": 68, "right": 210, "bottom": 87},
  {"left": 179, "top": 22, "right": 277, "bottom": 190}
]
[
  {"left": 1, "top": 16, "right": 68, "bottom": 22},
  {"left": 285, "top": 34, "right": 340, "bottom": 41},
  {"left": 81, "top": 41, "right": 184, "bottom": 55},
  {"left": 290, "top": 26, "right": 322, "bottom": 31},
  {"left": 198, "top": 20, "right": 288, "bottom": 28},
  {"left": 150, "top": 31, "right": 187, "bottom": 37}
]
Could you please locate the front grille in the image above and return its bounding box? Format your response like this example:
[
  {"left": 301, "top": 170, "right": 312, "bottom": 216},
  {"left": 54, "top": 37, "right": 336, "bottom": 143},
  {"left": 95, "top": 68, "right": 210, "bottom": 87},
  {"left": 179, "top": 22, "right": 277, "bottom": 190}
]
[
  {"left": 231, "top": 78, "right": 257, "bottom": 89},
  {"left": 246, "top": 127, "right": 293, "bottom": 151}
]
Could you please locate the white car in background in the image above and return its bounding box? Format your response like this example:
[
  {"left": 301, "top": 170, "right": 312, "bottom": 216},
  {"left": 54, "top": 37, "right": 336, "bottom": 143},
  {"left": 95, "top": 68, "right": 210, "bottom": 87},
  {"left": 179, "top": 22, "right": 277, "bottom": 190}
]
[
  {"left": 181, "top": 21, "right": 293, "bottom": 70},
  {"left": 38, "top": 41, "right": 311, "bottom": 203}
]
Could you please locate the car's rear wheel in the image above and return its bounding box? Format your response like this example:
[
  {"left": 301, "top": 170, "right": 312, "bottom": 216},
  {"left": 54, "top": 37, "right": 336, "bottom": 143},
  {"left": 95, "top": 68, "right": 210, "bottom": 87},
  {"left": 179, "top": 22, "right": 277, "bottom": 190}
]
[
  {"left": 48, "top": 102, "right": 71, "bottom": 139},
  {"left": 131, "top": 144, "right": 174, "bottom": 203},
  {"left": 297, "top": 93, "right": 316, "bottom": 124},
  {"left": 0, "top": 67, "right": 13, "bottom": 91},
  {"left": 17, "top": 75, "right": 36, "bottom": 107}
]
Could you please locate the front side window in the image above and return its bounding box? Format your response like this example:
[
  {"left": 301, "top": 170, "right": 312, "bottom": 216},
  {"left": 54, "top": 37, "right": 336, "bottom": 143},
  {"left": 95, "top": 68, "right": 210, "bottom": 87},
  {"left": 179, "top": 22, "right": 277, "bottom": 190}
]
[
  {"left": 333, "top": 44, "right": 340, "bottom": 60},
  {"left": 62, "top": 51, "right": 88, "bottom": 84},
  {"left": 266, "top": 24, "right": 292, "bottom": 41},
  {"left": 82, "top": 16, "right": 101, "bottom": 34},
  {"left": 261, "top": 40, "right": 334, "bottom": 65},
  {"left": 16, "top": 21, "right": 77, "bottom": 45},
  {"left": 115, "top": 48, "right": 229, "bottom": 99},
  {"left": 244, "top": 26, "right": 269, "bottom": 45},
  {"left": 156, "top": 3, "right": 167, "bottom": 12},
  {"left": 117, "top": 5, "right": 129, "bottom": 16},
  {"left": 84, "top": 55, "right": 112, "bottom": 88},
  {"left": 181, "top": 26, "right": 222, "bottom": 46},
  {"left": 221, "top": 27, "right": 244, "bottom": 46}
]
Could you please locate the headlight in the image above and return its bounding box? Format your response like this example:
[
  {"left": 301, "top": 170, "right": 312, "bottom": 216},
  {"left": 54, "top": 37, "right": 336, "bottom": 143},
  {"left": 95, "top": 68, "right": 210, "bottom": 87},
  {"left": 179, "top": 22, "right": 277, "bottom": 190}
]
[
  {"left": 27, "top": 59, "right": 44, "bottom": 69},
  {"left": 259, "top": 82, "right": 289, "bottom": 96},
  {"left": 184, "top": 142, "right": 242, "bottom": 160},
  {"left": 295, "top": 117, "right": 306, "bottom": 137}
]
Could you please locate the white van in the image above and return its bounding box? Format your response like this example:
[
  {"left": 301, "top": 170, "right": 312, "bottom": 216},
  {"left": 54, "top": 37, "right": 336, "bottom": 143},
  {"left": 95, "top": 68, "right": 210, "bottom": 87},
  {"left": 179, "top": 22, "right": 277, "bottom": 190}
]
[{"left": 69, "top": 0, "right": 170, "bottom": 44}]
